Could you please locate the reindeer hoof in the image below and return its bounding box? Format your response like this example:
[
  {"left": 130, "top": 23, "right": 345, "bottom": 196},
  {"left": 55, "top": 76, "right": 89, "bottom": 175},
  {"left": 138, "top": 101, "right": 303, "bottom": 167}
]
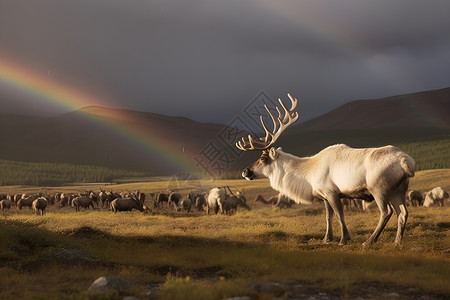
[{"left": 362, "top": 241, "right": 372, "bottom": 247}]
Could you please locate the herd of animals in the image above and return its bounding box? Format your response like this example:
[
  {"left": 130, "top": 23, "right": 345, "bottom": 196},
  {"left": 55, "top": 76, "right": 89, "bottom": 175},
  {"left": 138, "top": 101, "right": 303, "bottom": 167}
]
[
  {"left": 0, "top": 185, "right": 447, "bottom": 217},
  {"left": 0, "top": 186, "right": 251, "bottom": 216}
]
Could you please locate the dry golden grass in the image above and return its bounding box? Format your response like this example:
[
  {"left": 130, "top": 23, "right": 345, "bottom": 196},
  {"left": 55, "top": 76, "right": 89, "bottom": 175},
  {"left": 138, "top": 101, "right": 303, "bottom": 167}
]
[
  {"left": 409, "top": 168, "right": 450, "bottom": 191},
  {"left": 0, "top": 170, "right": 449, "bottom": 299}
]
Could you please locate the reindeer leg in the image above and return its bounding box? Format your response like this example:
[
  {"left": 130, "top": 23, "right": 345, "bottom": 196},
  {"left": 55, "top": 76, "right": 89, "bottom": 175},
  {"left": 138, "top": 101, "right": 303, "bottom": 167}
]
[
  {"left": 362, "top": 195, "right": 393, "bottom": 247},
  {"left": 328, "top": 196, "right": 351, "bottom": 245},
  {"left": 323, "top": 200, "right": 334, "bottom": 244},
  {"left": 390, "top": 193, "right": 408, "bottom": 245}
]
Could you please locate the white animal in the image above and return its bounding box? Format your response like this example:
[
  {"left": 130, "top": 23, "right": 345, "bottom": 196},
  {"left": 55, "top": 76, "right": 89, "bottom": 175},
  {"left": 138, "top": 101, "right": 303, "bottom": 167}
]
[
  {"left": 205, "top": 187, "right": 227, "bottom": 215},
  {"left": 423, "top": 187, "right": 448, "bottom": 207},
  {"left": 236, "top": 94, "right": 415, "bottom": 246}
]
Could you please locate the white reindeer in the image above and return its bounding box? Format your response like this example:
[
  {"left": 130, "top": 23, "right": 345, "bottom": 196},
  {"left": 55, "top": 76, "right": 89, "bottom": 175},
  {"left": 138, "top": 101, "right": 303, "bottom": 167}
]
[
  {"left": 236, "top": 94, "right": 415, "bottom": 246},
  {"left": 423, "top": 187, "right": 448, "bottom": 207}
]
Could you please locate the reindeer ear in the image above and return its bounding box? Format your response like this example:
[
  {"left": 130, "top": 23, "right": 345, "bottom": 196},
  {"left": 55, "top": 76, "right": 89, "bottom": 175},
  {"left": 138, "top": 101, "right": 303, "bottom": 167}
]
[{"left": 269, "top": 147, "right": 278, "bottom": 160}]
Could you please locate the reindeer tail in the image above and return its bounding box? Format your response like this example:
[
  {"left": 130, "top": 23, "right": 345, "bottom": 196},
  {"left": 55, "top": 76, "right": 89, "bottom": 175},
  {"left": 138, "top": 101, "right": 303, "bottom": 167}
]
[{"left": 401, "top": 154, "right": 415, "bottom": 178}]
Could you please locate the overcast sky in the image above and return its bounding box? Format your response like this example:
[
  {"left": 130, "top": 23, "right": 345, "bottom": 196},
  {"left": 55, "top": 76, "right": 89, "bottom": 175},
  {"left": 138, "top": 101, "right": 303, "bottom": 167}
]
[{"left": 1, "top": 0, "right": 449, "bottom": 124}]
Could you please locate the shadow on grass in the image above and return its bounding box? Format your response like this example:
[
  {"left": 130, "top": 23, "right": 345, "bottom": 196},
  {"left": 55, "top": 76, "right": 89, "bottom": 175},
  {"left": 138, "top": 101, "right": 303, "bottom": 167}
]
[{"left": 1, "top": 214, "right": 450, "bottom": 300}]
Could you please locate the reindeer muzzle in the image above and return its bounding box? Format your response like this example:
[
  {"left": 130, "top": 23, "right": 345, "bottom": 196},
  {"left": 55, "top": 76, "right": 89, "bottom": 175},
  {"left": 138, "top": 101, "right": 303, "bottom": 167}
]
[{"left": 242, "top": 168, "right": 254, "bottom": 181}]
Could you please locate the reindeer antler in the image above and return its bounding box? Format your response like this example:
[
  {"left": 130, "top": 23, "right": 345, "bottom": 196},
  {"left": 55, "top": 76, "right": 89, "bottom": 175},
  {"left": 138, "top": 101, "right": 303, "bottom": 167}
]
[{"left": 236, "top": 94, "right": 299, "bottom": 151}]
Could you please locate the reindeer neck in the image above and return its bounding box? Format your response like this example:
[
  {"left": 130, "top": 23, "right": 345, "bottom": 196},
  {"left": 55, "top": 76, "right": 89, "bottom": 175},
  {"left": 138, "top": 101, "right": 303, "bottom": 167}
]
[{"left": 268, "top": 152, "right": 313, "bottom": 204}]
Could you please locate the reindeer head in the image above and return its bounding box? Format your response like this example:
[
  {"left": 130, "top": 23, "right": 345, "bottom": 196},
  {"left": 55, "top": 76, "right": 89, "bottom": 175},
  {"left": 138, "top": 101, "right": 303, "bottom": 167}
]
[{"left": 236, "top": 94, "right": 299, "bottom": 181}]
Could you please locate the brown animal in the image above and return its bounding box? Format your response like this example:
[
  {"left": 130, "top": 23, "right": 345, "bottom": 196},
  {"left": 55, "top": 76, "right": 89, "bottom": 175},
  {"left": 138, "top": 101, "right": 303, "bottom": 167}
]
[
  {"left": 188, "top": 192, "right": 206, "bottom": 211},
  {"left": 111, "top": 197, "right": 145, "bottom": 213},
  {"left": 32, "top": 197, "right": 48, "bottom": 215},
  {"left": 177, "top": 198, "right": 192, "bottom": 212},
  {"left": 255, "top": 194, "right": 278, "bottom": 206},
  {"left": 137, "top": 191, "right": 146, "bottom": 203},
  {"left": 341, "top": 198, "right": 363, "bottom": 211},
  {"left": 154, "top": 192, "right": 169, "bottom": 208},
  {"left": 219, "top": 192, "right": 250, "bottom": 215},
  {"left": 407, "top": 190, "right": 424, "bottom": 207},
  {"left": 17, "top": 196, "right": 35, "bottom": 210},
  {"left": 72, "top": 196, "right": 95, "bottom": 212},
  {"left": 273, "top": 194, "right": 295, "bottom": 209},
  {"left": 168, "top": 192, "right": 182, "bottom": 208},
  {"left": 0, "top": 199, "right": 12, "bottom": 213},
  {"left": 59, "top": 193, "right": 69, "bottom": 207}
]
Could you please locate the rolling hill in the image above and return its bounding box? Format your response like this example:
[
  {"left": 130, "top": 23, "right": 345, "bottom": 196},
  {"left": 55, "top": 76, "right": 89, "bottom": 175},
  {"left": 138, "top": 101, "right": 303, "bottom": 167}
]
[
  {"left": 293, "top": 87, "right": 450, "bottom": 131},
  {"left": 0, "top": 106, "right": 227, "bottom": 174},
  {"left": 0, "top": 87, "right": 449, "bottom": 177}
]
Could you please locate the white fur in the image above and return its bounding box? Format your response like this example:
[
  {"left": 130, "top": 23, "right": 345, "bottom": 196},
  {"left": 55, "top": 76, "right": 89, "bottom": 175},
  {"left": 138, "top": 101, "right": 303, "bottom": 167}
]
[
  {"left": 423, "top": 187, "right": 448, "bottom": 207},
  {"left": 243, "top": 144, "right": 415, "bottom": 246}
]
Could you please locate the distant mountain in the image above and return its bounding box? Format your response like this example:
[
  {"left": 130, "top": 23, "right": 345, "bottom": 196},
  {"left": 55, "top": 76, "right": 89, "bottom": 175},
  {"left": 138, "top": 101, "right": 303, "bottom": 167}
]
[
  {"left": 0, "top": 87, "right": 448, "bottom": 175},
  {"left": 0, "top": 106, "right": 227, "bottom": 174},
  {"left": 294, "top": 87, "right": 450, "bottom": 131}
]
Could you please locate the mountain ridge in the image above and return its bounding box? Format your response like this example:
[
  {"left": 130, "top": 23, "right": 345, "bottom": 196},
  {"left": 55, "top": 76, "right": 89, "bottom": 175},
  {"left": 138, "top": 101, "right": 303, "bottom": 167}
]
[
  {"left": 0, "top": 87, "right": 448, "bottom": 174},
  {"left": 293, "top": 87, "right": 450, "bottom": 131}
]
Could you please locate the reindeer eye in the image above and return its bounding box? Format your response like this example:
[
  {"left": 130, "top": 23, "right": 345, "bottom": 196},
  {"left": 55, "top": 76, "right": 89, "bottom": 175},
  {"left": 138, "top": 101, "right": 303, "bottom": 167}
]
[{"left": 260, "top": 156, "right": 268, "bottom": 163}]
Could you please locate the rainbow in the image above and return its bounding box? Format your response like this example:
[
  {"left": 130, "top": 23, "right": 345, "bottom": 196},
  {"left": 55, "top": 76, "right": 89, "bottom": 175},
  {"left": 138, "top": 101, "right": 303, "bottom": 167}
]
[{"left": 0, "top": 56, "right": 200, "bottom": 174}]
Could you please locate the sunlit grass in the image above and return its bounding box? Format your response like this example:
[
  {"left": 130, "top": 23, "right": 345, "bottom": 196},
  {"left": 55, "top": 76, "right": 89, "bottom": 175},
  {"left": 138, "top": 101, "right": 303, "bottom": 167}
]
[{"left": 0, "top": 171, "right": 449, "bottom": 299}]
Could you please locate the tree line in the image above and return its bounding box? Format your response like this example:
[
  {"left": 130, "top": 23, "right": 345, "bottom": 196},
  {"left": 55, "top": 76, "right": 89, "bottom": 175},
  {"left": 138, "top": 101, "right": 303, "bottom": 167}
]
[{"left": 0, "top": 160, "right": 151, "bottom": 186}]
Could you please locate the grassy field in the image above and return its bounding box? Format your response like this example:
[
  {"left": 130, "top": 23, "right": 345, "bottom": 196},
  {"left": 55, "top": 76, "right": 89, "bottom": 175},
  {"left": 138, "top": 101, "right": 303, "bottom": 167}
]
[{"left": 0, "top": 170, "right": 449, "bottom": 299}]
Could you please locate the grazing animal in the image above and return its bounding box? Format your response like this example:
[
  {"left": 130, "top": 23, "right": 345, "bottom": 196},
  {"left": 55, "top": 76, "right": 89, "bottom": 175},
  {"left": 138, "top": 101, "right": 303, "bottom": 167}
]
[
  {"left": 89, "top": 191, "right": 99, "bottom": 207},
  {"left": 273, "top": 194, "right": 294, "bottom": 209},
  {"left": 13, "top": 194, "right": 21, "bottom": 207},
  {"left": 72, "top": 196, "right": 95, "bottom": 212},
  {"left": 407, "top": 190, "right": 424, "bottom": 207},
  {"left": 111, "top": 198, "right": 144, "bottom": 213},
  {"left": 423, "top": 187, "right": 448, "bottom": 207},
  {"left": 59, "top": 193, "right": 69, "bottom": 207},
  {"left": 17, "top": 196, "right": 35, "bottom": 210},
  {"left": 236, "top": 94, "right": 415, "bottom": 246},
  {"left": 255, "top": 194, "right": 278, "bottom": 206},
  {"left": 206, "top": 187, "right": 227, "bottom": 215},
  {"left": 0, "top": 199, "right": 12, "bottom": 213},
  {"left": 154, "top": 192, "right": 169, "bottom": 208},
  {"left": 177, "top": 198, "right": 192, "bottom": 212},
  {"left": 219, "top": 192, "right": 250, "bottom": 215},
  {"left": 99, "top": 190, "right": 118, "bottom": 208},
  {"left": 168, "top": 192, "right": 182, "bottom": 208},
  {"left": 32, "top": 197, "right": 48, "bottom": 216},
  {"left": 255, "top": 194, "right": 293, "bottom": 209},
  {"left": 341, "top": 198, "right": 363, "bottom": 211},
  {"left": 362, "top": 200, "right": 378, "bottom": 211},
  {"left": 188, "top": 192, "right": 206, "bottom": 211},
  {"left": 137, "top": 191, "right": 146, "bottom": 204},
  {"left": 54, "top": 192, "right": 61, "bottom": 204},
  {"left": 98, "top": 189, "right": 108, "bottom": 207}
]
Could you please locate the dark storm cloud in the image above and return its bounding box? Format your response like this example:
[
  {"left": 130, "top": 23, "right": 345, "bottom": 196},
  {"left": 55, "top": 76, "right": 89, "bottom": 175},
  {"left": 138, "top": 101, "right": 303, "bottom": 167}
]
[{"left": 0, "top": 0, "right": 449, "bottom": 123}]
